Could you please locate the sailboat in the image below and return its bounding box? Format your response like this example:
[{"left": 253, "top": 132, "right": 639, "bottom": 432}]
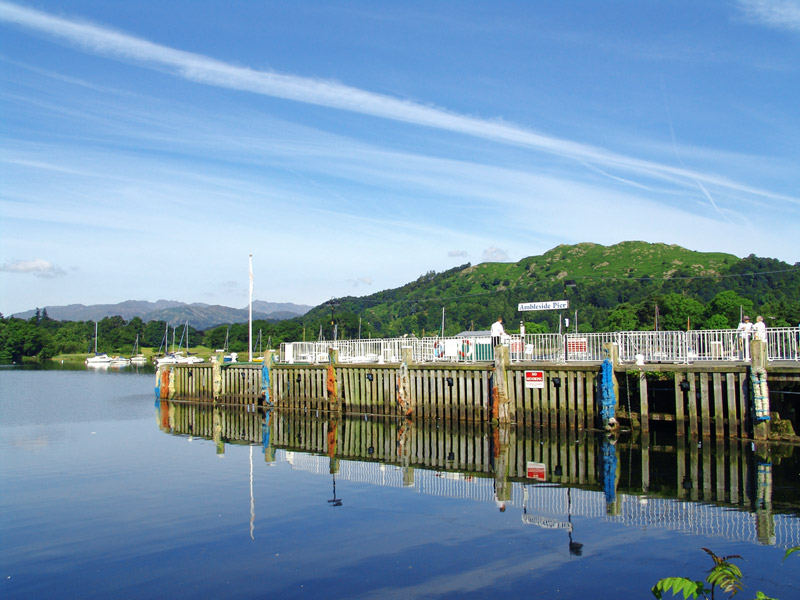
[
  {"left": 215, "top": 327, "right": 237, "bottom": 363},
  {"left": 178, "top": 321, "right": 203, "bottom": 364},
  {"left": 154, "top": 324, "right": 179, "bottom": 366},
  {"left": 155, "top": 322, "right": 203, "bottom": 365},
  {"left": 85, "top": 322, "right": 112, "bottom": 367},
  {"left": 130, "top": 334, "right": 147, "bottom": 365}
]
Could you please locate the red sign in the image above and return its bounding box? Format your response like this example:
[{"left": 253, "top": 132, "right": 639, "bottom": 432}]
[
  {"left": 525, "top": 370, "right": 544, "bottom": 389},
  {"left": 526, "top": 461, "right": 547, "bottom": 481}
]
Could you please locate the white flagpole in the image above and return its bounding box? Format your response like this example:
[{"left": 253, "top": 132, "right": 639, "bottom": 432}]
[{"left": 249, "top": 254, "right": 253, "bottom": 362}]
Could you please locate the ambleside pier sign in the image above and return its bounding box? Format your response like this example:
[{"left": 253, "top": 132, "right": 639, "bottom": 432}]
[{"left": 518, "top": 300, "right": 569, "bottom": 311}]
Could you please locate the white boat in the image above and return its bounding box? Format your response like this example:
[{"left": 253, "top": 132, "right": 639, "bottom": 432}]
[
  {"left": 86, "top": 322, "right": 112, "bottom": 367},
  {"left": 130, "top": 335, "right": 147, "bottom": 364},
  {"left": 109, "top": 355, "right": 131, "bottom": 367},
  {"left": 179, "top": 354, "right": 204, "bottom": 364},
  {"left": 86, "top": 354, "right": 112, "bottom": 367},
  {"left": 153, "top": 322, "right": 204, "bottom": 366},
  {"left": 155, "top": 351, "right": 204, "bottom": 366},
  {"left": 155, "top": 352, "right": 181, "bottom": 366}
]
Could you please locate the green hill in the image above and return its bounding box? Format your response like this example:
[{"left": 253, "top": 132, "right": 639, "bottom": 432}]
[
  {"left": 4, "top": 241, "right": 799, "bottom": 361},
  {"left": 300, "top": 241, "right": 800, "bottom": 338}
]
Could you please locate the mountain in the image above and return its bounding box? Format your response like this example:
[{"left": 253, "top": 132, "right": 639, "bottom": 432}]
[
  {"left": 297, "top": 241, "right": 800, "bottom": 337},
  {"left": 10, "top": 241, "right": 800, "bottom": 337},
  {"left": 12, "top": 300, "right": 313, "bottom": 330}
]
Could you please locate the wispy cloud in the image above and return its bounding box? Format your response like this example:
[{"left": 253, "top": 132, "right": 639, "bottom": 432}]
[
  {"left": 480, "top": 247, "right": 510, "bottom": 262},
  {"left": 448, "top": 250, "right": 469, "bottom": 258},
  {"left": 347, "top": 276, "right": 374, "bottom": 287},
  {"left": 0, "top": 1, "right": 791, "bottom": 205},
  {"left": 1, "top": 259, "right": 66, "bottom": 278},
  {"left": 738, "top": 0, "right": 800, "bottom": 32}
]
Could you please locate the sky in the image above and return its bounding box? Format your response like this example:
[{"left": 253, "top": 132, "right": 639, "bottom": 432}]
[{"left": 1, "top": 0, "right": 799, "bottom": 316}]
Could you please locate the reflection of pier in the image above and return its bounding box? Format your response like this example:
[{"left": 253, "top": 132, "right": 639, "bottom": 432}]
[{"left": 156, "top": 402, "right": 800, "bottom": 548}]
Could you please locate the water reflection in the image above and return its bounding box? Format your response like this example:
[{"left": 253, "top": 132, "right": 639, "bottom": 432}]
[{"left": 155, "top": 400, "right": 800, "bottom": 549}]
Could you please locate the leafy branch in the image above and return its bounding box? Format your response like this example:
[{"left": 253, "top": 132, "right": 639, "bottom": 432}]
[{"left": 652, "top": 546, "right": 798, "bottom": 600}]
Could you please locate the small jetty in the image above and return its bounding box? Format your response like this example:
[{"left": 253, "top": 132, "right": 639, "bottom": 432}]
[{"left": 156, "top": 328, "right": 800, "bottom": 441}]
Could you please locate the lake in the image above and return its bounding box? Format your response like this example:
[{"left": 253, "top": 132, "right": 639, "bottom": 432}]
[{"left": 1, "top": 365, "right": 799, "bottom": 599}]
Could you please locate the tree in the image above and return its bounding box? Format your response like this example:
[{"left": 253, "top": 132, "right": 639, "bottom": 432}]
[
  {"left": 659, "top": 293, "right": 705, "bottom": 330},
  {"left": 604, "top": 303, "right": 639, "bottom": 331},
  {"left": 706, "top": 291, "right": 754, "bottom": 328}
]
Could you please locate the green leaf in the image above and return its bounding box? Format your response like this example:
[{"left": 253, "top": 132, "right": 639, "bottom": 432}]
[
  {"left": 651, "top": 578, "right": 706, "bottom": 599},
  {"left": 783, "top": 546, "right": 800, "bottom": 562}
]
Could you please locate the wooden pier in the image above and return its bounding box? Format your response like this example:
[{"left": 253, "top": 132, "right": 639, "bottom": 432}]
[{"left": 156, "top": 341, "right": 799, "bottom": 441}]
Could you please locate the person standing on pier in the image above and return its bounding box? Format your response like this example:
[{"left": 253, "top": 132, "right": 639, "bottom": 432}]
[
  {"left": 491, "top": 317, "right": 505, "bottom": 349},
  {"left": 752, "top": 315, "right": 767, "bottom": 342},
  {"left": 737, "top": 315, "right": 752, "bottom": 359}
]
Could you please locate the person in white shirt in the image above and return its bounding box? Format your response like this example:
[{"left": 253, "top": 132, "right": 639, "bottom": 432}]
[
  {"left": 737, "top": 315, "right": 752, "bottom": 359},
  {"left": 490, "top": 317, "right": 505, "bottom": 348},
  {"left": 752, "top": 315, "right": 767, "bottom": 342}
]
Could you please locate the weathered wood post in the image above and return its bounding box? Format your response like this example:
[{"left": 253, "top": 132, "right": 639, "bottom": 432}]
[
  {"left": 327, "top": 348, "right": 339, "bottom": 407},
  {"left": 168, "top": 366, "right": 176, "bottom": 400},
  {"left": 397, "top": 346, "right": 414, "bottom": 416},
  {"left": 750, "top": 340, "right": 769, "bottom": 441},
  {"left": 639, "top": 371, "right": 649, "bottom": 436},
  {"left": 492, "top": 345, "right": 510, "bottom": 423},
  {"left": 211, "top": 355, "right": 222, "bottom": 400}
]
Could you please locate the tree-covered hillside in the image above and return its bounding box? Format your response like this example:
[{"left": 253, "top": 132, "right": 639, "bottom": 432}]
[
  {"left": 3, "top": 241, "right": 799, "bottom": 361},
  {"left": 299, "top": 241, "right": 800, "bottom": 338}
]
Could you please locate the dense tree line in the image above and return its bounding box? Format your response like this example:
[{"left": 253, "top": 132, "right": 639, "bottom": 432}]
[
  {"left": 3, "top": 286, "right": 797, "bottom": 363},
  {"left": 3, "top": 249, "right": 799, "bottom": 362}
]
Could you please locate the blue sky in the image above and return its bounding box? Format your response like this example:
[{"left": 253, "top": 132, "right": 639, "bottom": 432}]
[{"left": 1, "top": 0, "right": 799, "bottom": 316}]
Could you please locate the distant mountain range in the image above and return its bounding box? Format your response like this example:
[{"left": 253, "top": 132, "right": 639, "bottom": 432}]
[{"left": 12, "top": 300, "right": 313, "bottom": 330}]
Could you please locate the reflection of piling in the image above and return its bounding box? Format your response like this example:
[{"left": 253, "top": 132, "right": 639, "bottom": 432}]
[
  {"left": 601, "top": 436, "right": 620, "bottom": 515},
  {"left": 493, "top": 425, "right": 511, "bottom": 503},
  {"left": 213, "top": 406, "right": 224, "bottom": 455},
  {"left": 755, "top": 449, "right": 775, "bottom": 544}
]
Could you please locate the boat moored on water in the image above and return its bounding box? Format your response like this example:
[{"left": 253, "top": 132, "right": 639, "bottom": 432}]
[
  {"left": 130, "top": 335, "right": 147, "bottom": 364},
  {"left": 154, "top": 351, "right": 203, "bottom": 366},
  {"left": 154, "top": 321, "right": 204, "bottom": 366},
  {"left": 86, "top": 321, "right": 113, "bottom": 367},
  {"left": 85, "top": 353, "right": 112, "bottom": 367}
]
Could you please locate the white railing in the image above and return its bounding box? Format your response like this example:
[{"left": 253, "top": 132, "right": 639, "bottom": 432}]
[
  {"left": 278, "top": 327, "right": 800, "bottom": 366},
  {"left": 768, "top": 327, "right": 800, "bottom": 361}
]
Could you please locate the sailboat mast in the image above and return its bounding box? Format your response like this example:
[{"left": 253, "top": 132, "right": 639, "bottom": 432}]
[{"left": 249, "top": 253, "right": 253, "bottom": 362}]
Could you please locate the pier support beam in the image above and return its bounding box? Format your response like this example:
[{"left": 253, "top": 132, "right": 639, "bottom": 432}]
[
  {"left": 397, "top": 346, "right": 414, "bottom": 416},
  {"left": 327, "top": 348, "right": 339, "bottom": 404},
  {"left": 750, "top": 340, "right": 769, "bottom": 441},
  {"left": 212, "top": 356, "right": 222, "bottom": 399},
  {"left": 492, "top": 345, "right": 510, "bottom": 423}
]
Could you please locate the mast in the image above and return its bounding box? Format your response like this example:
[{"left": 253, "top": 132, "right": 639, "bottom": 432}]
[{"left": 249, "top": 254, "right": 253, "bottom": 362}]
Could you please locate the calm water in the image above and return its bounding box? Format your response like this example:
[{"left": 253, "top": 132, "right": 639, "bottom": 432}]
[{"left": 2, "top": 366, "right": 799, "bottom": 599}]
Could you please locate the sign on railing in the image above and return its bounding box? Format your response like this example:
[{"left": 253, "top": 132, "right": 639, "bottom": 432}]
[{"left": 518, "top": 300, "right": 569, "bottom": 311}]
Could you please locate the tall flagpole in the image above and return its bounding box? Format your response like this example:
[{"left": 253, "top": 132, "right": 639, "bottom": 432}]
[{"left": 249, "top": 254, "right": 253, "bottom": 362}]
